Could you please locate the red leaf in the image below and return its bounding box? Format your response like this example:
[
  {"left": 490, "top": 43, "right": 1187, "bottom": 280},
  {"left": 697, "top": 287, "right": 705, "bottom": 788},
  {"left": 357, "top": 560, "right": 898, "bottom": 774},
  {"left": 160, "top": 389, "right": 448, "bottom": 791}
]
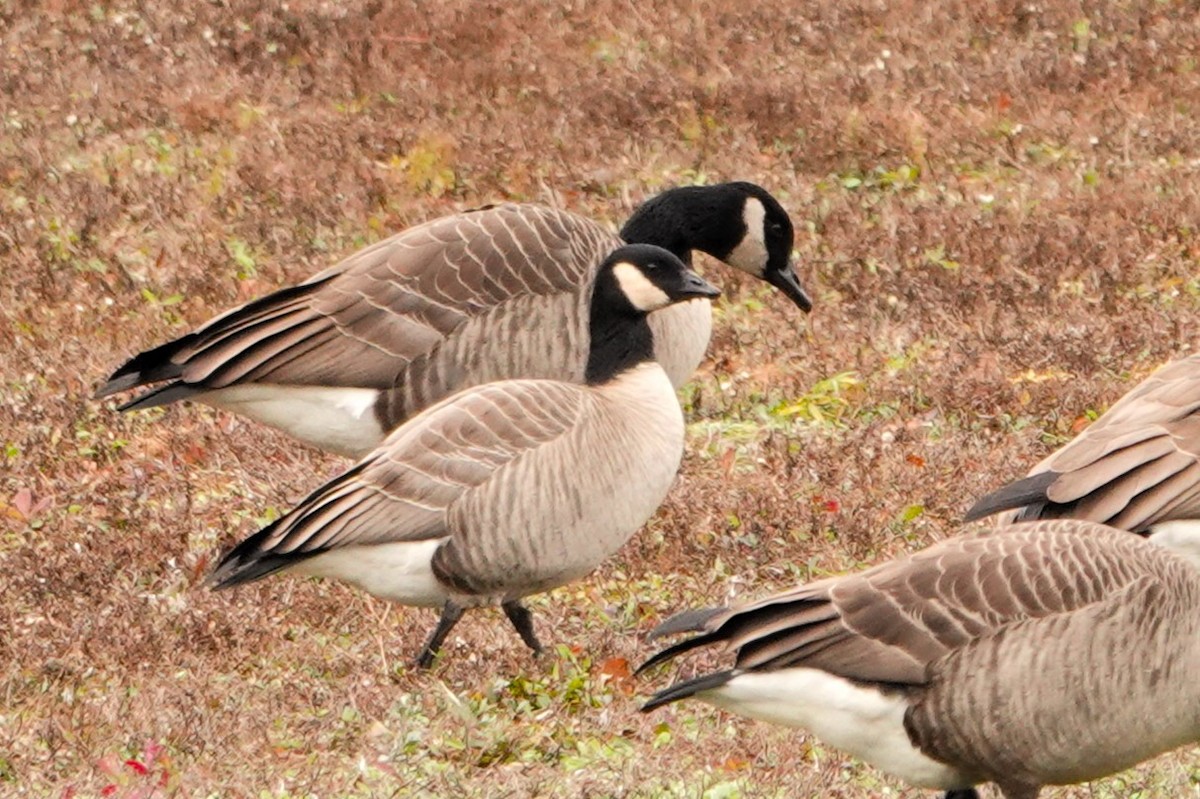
[
  {"left": 12, "top": 487, "right": 32, "bottom": 519},
  {"left": 141, "top": 738, "right": 165, "bottom": 765},
  {"left": 822, "top": 499, "right": 840, "bottom": 513},
  {"left": 718, "top": 447, "right": 736, "bottom": 478},
  {"left": 100, "top": 786, "right": 117, "bottom": 798},
  {"left": 906, "top": 454, "right": 926, "bottom": 468},
  {"left": 125, "top": 759, "right": 149, "bottom": 775},
  {"left": 180, "top": 442, "right": 207, "bottom": 465},
  {"left": 598, "top": 657, "right": 631, "bottom": 681},
  {"left": 996, "top": 92, "right": 1013, "bottom": 113}
]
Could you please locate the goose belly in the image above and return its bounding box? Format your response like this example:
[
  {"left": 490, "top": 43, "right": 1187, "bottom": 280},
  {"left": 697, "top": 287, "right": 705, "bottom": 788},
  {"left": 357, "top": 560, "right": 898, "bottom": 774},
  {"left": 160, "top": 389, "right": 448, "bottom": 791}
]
[
  {"left": 199, "top": 384, "right": 385, "bottom": 458},
  {"left": 648, "top": 298, "right": 713, "bottom": 388},
  {"left": 701, "top": 670, "right": 973, "bottom": 790},
  {"left": 293, "top": 538, "right": 450, "bottom": 607}
]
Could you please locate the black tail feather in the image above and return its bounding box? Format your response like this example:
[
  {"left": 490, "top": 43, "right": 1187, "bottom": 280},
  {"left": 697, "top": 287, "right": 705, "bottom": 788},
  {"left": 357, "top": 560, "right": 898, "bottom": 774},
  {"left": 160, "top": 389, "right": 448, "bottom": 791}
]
[
  {"left": 964, "top": 471, "right": 1059, "bottom": 522},
  {"left": 96, "top": 278, "right": 334, "bottom": 400},
  {"left": 641, "top": 670, "right": 737, "bottom": 712},
  {"left": 636, "top": 630, "right": 726, "bottom": 676},
  {"left": 208, "top": 550, "right": 316, "bottom": 589},
  {"left": 207, "top": 516, "right": 299, "bottom": 589},
  {"left": 116, "top": 382, "right": 203, "bottom": 412}
]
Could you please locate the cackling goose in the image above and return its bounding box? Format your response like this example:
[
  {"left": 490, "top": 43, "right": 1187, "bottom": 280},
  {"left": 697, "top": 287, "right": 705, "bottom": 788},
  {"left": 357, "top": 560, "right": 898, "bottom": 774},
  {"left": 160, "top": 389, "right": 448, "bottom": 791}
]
[
  {"left": 210, "top": 243, "right": 719, "bottom": 667},
  {"left": 640, "top": 520, "right": 1200, "bottom": 799},
  {"left": 97, "top": 183, "right": 810, "bottom": 457}
]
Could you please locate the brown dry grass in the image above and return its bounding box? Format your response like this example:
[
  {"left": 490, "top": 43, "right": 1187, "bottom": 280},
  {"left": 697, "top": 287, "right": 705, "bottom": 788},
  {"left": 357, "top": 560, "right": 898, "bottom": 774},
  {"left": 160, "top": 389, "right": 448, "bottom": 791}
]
[{"left": 4, "top": 0, "right": 1200, "bottom": 796}]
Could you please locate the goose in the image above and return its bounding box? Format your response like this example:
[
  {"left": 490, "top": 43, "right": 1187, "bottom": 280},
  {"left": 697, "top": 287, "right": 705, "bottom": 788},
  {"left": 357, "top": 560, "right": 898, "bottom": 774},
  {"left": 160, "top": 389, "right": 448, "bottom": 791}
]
[
  {"left": 209, "top": 243, "right": 719, "bottom": 667},
  {"left": 639, "top": 519, "right": 1200, "bottom": 799},
  {"left": 965, "top": 353, "right": 1200, "bottom": 565},
  {"left": 96, "top": 182, "right": 811, "bottom": 458}
]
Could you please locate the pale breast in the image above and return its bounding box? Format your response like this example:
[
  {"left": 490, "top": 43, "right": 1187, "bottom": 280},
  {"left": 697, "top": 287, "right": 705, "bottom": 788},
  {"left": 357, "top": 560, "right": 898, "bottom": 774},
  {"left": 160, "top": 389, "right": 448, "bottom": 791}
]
[
  {"left": 648, "top": 298, "right": 714, "bottom": 389},
  {"left": 434, "top": 363, "right": 685, "bottom": 599}
]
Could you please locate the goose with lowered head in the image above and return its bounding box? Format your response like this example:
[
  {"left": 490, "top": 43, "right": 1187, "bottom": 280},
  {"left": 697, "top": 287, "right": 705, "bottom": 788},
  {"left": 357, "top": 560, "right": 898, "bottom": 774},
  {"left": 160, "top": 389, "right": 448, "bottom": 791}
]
[{"left": 97, "top": 183, "right": 810, "bottom": 457}]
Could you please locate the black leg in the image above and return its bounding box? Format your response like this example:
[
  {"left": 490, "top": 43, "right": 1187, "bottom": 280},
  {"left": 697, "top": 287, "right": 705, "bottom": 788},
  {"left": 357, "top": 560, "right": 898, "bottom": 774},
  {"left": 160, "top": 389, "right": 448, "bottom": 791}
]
[
  {"left": 502, "top": 600, "right": 544, "bottom": 655},
  {"left": 415, "top": 600, "right": 465, "bottom": 669},
  {"left": 944, "top": 790, "right": 980, "bottom": 799}
]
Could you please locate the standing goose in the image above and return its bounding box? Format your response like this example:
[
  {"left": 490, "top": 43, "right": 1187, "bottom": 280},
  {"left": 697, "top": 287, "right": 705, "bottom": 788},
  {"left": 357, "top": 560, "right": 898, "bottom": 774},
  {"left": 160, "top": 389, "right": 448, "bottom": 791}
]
[
  {"left": 96, "top": 183, "right": 810, "bottom": 458},
  {"left": 639, "top": 520, "right": 1200, "bottom": 799},
  {"left": 965, "top": 353, "right": 1200, "bottom": 561},
  {"left": 209, "top": 244, "right": 719, "bottom": 667}
]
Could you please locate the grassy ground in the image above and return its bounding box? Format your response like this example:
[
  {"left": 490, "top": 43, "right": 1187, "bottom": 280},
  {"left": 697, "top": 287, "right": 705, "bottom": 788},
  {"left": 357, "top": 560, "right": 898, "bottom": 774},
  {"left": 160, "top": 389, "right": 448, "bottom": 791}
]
[{"left": 4, "top": 0, "right": 1200, "bottom": 796}]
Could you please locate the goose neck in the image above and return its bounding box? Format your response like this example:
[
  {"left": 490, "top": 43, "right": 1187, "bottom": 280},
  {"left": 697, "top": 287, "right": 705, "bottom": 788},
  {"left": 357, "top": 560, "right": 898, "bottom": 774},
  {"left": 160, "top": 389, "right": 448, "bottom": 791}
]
[{"left": 585, "top": 310, "right": 654, "bottom": 385}]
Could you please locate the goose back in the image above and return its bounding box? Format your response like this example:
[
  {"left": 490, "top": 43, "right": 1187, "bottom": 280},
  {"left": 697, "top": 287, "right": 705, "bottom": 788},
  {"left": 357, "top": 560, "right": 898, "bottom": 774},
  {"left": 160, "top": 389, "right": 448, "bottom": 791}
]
[
  {"left": 967, "top": 353, "right": 1200, "bottom": 532},
  {"left": 642, "top": 521, "right": 1200, "bottom": 798}
]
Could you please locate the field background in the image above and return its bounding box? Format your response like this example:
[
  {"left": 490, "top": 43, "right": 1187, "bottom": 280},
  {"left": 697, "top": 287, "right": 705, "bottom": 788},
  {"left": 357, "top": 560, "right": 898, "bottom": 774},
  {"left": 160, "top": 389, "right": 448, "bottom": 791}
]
[{"left": 5, "top": 1, "right": 1200, "bottom": 796}]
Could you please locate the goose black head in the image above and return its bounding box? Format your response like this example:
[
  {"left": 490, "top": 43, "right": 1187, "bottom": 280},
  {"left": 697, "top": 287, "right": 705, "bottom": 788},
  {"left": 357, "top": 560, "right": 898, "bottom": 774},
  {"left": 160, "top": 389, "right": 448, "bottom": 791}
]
[
  {"left": 595, "top": 244, "right": 721, "bottom": 317},
  {"left": 619, "top": 182, "right": 812, "bottom": 313}
]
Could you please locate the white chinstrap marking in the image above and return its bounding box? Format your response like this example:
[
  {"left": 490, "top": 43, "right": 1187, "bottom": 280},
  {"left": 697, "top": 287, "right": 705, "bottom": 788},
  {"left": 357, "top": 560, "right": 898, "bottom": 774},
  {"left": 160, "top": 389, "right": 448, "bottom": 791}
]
[
  {"left": 612, "top": 261, "right": 671, "bottom": 311},
  {"left": 724, "top": 197, "right": 769, "bottom": 276},
  {"left": 204, "top": 384, "right": 384, "bottom": 459},
  {"left": 700, "top": 669, "right": 972, "bottom": 790},
  {"left": 294, "top": 538, "right": 450, "bottom": 607}
]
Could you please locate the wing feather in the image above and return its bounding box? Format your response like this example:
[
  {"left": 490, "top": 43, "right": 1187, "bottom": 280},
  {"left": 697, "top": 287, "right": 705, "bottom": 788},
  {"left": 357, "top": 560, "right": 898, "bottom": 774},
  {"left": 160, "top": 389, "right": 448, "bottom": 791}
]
[
  {"left": 966, "top": 354, "right": 1200, "bottom": 531},
  {"left": 100, "top": 204, "right": 613, "bottom": 396},
  {"left": 209, "top": 379, "right": 586, "bottom": 586},
  {"left": 642, "top": 521, "right": 1161, "bottom": 689}
]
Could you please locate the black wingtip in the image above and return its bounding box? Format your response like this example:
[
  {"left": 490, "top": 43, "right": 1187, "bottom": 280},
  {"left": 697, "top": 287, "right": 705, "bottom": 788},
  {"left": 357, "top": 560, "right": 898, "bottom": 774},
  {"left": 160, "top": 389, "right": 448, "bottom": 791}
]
[
  {"left": 206, "top": 515, "right": 296, "bottom": 590},
  {"left": 964, "top": 471, "right": 1059, "bottom": 523},
  {"left": 646, "top": 607, "right": 726, "bottom": 641},
  {"left": 94, "top": 372, "right": 143, "bottom": 399},
  {"left": 96, "top": 335, "right": 195, "bottom": 397},
  {"left": 207, "top": 545, "right": 310, "bottom": 590},
  {"left": 640, "top": 670, "right": 737, "bottom": 713}
]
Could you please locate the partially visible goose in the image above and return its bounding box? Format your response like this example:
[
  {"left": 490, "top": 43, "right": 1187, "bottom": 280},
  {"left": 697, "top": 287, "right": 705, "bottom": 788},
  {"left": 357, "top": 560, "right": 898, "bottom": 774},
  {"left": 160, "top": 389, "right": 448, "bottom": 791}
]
[
  {"left": 97, "top": 182, "right": 810, "bottom": 457},
  {"left": 965, "top": 353, "right": 1200, "bottom": 564},
  {"left": 209, "top": 243, "right": 719, "bottom": 667},
  {"left": 639, "top": 520, "right": 1200, "bottom": 799}
]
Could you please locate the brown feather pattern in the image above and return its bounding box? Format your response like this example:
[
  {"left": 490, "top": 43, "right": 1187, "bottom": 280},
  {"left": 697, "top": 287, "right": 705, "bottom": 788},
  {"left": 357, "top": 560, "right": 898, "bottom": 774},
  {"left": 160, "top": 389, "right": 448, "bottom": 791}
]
[
  {"left": 969, "top": 353, "right": 1200, "bottom": 530},
  {"left": 178, "top": 204, "right": 610, "bottom": 392},
  {"left": 645, "top": 521, "right": 1200, "bottom": 797}
]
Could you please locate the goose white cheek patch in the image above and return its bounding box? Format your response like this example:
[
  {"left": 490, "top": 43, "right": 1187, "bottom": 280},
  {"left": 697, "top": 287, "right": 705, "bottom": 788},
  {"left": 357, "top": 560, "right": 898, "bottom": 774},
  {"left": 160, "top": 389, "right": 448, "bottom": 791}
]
[
  {"left": 725, "top": 197, "right": 769, "bottom": 275},
  {"left": 613, "top": 262, "right": 671, "bottom": 311}
]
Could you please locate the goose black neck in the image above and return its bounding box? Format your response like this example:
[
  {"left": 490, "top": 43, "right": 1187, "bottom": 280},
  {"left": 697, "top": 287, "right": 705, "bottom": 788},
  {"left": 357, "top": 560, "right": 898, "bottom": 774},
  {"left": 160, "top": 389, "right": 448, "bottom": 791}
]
[
  {"left": 619, "top": 185, "right": 743, "bottom": 264},
  {"left": 585, "top": 301, "right": 655, "bottom": 385}
]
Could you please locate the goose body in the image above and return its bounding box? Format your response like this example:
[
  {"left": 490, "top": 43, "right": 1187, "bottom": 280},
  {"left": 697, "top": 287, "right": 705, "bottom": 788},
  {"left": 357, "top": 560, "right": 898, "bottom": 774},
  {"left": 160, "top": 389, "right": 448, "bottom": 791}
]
[
  {"left": 98, "top": 184, "right": 810, "bottom": 457},
  {"left": 641, "top": 520, "right": 1200, "bottom": 799},
  {"left": 210, "top": 244, "right": 719, "bottom": 666},
  {"left": 966, "top": 353, "right": 1200, "bottom": 561}
]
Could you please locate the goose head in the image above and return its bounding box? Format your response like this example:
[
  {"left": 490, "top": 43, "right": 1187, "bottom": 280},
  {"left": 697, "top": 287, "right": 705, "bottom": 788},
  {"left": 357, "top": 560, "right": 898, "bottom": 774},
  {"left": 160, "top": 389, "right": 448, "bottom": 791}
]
[
  {"left": 619, "top": 182, "right": 812, "bottom": 313},
  {"left": 595, "top": 244, "right": 721, "bottom": 317}
]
